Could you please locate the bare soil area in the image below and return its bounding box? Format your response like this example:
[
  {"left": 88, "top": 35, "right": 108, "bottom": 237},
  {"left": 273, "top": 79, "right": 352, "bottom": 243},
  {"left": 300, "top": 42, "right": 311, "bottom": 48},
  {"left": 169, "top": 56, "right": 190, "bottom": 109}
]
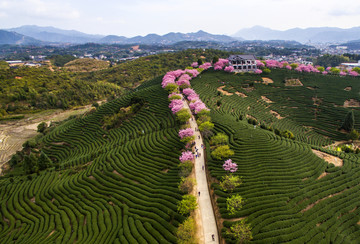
[
  {"left": 235, "top": 92, "right": 247, "bottom": 98},
  {"left": 312, "top": 97, "right": 322, "bottom": 106},
  {"left": 270, "top": 110, "right": 284, "bottom": 119},
  {"left": 311, "top": 149, "right": 343, "bottom": 167},
  {"left": 0, "top": 101, "right": 105, "bottom": 175},
  {"left": 344, "top": 99, "right": 360, "bottom": 108},
  {"left": 344, "top": 87, "right": 352, "bottom": 91},
  {"left": 261, "top": 77, "right": 274, "bottom": 84},
  {"left": 261, "top": 96, "right": 273, "bottom": 103},
  {"left": 217, "top": 86, "right": 233, "bottom": 96},
  {"left": 285, "top": 79, "right": 303, "bottom": 86}
]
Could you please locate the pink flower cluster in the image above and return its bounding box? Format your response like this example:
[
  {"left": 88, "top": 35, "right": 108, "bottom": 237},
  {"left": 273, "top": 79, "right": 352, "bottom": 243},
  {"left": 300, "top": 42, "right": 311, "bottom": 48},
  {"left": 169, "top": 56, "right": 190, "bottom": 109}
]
[
  {"left": 254, "top": 69, "right": 262, "bottom": 74},
  {"left": 224, "top": 66, "right": 234, "bottom": 72},
  {"left": 185, "top": 69, "right": 200, "bottom": 78},
  {"left": 179, "top": 128, "right": 194, "bottom": 139},
  {"left": 179, "top": 151, "right": 194, "bottom": 162},
  {"left": 177, "top": 74, "right": 191, "bottom": 87},
  {"left": 214, "top": 58, "right": 230, "bottom": 70},
  {"left": 256, "top": 60, "right": 265, "bottom": 67},
  {"left": 199, "top": 62, "right": 212, "bottom": 70},
  {"left": 182, "top": 88, "right": 196, "bottom": 96},
  {"left": 259, "top": 60, "right": 360, "bottom": 77},
  {"left": 223, "top": 159, "right": 237, "bottom": 173},
  {"left": 349, "top": 71, "right": 359, "bottom": 77},
  {"left": 189, "top": 100, "right": 209, "bottom": 114},
  {"left": 169, "top": 99, "right": 184, "bottom": 114},
  {"left": 191, "top": 62, "right": 198, "bottom": 68}
]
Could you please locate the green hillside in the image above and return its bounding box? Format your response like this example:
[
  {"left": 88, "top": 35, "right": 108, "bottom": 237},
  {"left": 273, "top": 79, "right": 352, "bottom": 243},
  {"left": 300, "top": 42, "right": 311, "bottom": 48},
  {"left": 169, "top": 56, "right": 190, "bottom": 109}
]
[
  {"left": 0, "top": 76, "right": 187, "bottom": 243},
  {"left": 190, "top": 69, "right": 360, "bottom": 243}
]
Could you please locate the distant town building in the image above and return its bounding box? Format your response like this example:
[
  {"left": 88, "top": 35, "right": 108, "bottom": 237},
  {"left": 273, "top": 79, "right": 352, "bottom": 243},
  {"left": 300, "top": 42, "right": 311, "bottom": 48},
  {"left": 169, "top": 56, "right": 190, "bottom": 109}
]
[
  {"left": 341, "top": 60, "right": 360, "bottom": 69},
  {"left": 228, "top": 55, "right": 257, "bottom": 72}
]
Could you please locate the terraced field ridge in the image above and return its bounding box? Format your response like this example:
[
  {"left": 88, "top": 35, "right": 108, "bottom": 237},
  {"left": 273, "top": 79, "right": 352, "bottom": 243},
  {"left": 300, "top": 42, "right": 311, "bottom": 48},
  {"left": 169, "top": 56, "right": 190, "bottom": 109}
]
[
  {"left": 0, "top": 77, "right": 187, "bottom": 243},
  {"left": 191, "top": 69, "right": 360, "bottom": 243}
]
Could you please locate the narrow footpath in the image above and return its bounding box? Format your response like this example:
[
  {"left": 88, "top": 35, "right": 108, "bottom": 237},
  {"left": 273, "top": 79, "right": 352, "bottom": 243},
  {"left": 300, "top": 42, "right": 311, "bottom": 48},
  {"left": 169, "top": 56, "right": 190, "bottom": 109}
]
[{"left": 183, "top": 101, "right": 219, "bottom": 243}]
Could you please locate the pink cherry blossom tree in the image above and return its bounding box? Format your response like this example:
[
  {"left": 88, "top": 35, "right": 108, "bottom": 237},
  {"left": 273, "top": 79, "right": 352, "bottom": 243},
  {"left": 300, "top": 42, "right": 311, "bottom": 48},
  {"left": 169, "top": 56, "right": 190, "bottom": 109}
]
[
  {"left": 223, "top": 159, "right": 238, "bottom": 173},
  {"left": 179, "top": 128, "right": 195, "bottom": 139},
  {"left": 179, "top": 151, "right": 194, "bottom": 162}
]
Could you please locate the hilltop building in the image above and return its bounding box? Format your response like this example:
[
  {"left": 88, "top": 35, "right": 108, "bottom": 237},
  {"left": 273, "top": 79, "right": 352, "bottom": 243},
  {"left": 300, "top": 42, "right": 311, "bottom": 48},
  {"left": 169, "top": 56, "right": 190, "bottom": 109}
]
[
  {"left": 340, "top": 60, "right": 360, "bottom": 69},
  {"left": 228, "top": 55, "right": 257, "bottom": 72}
]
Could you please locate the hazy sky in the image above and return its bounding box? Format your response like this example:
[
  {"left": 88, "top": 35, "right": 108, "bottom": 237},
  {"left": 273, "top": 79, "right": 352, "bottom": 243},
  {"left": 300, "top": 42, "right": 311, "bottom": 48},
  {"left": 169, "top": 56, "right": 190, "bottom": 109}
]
[{"left": 1, "top": 0, "right": 360, "bottom": 37}]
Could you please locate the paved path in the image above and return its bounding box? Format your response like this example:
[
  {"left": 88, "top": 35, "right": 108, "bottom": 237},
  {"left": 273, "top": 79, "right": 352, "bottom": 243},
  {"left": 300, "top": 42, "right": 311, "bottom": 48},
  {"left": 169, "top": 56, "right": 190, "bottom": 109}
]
[{"left": 183, "top": 100, "right": 219, "bottom": 243}]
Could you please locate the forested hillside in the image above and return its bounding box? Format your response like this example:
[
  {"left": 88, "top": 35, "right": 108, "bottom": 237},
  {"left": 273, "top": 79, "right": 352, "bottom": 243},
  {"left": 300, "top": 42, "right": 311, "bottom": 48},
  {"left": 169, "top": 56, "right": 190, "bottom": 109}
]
[{"left": 0, "top": 49, "right": 229, "bottom": 117}]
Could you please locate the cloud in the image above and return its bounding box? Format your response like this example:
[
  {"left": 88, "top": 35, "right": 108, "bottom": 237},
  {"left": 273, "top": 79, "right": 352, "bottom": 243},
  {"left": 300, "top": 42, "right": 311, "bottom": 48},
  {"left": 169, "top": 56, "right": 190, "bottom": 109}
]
[
  {"left": 329, "top": 7, "right": 360, "bottom": 16},
  {"left": 0, "top": 0, "right": 80, "bottom": 20}
]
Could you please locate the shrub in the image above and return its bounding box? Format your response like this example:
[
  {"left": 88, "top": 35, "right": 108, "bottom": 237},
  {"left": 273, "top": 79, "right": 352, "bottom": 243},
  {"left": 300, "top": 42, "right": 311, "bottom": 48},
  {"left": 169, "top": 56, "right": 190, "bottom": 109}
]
[
  {"left": 176, "top": 109, "right": 191, "bottom": 124},
  {"left": 263, "top": 68, "right": 271, "bottom": 74},
  {"left": 211, "top": 145, "right": 234, "bottom": 160},
  {"left": 177, "top": 195, "right": 198, "bottom": 215},
  {"left": 227, "top": 195, "right": 243, "bottom": 214},
  {"left": 226, "top": 219, "right": 252, "bottom": 243},
  {"left": 176, "top": 217, "right": 197, "bottom": 244},
  {"left": 178, "top": 177, "right": 196, "bottom": 194},
  {"left": 210, "top": 133, "right": 229, "bottom": 145},
  {"left": 219, "top": 175, "right": 242, "bottom": 192},
  {"left": 179, "top": 161, "right": 193, "bottom": 178}
]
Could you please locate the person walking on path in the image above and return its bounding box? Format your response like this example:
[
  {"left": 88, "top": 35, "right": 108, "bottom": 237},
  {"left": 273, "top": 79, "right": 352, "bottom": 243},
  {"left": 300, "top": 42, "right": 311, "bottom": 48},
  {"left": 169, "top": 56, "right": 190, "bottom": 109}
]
[
  {"left": 198, "top": 191, "right": 200, "bottom": 197},
  {"left": 202, "top": 165, "right": 204, "bottom": 170}
]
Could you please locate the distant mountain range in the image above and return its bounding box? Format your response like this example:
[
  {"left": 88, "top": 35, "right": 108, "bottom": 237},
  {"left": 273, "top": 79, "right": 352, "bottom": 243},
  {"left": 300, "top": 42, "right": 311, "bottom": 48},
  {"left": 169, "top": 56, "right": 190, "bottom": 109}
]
[
  {"left": 1, "top": 25, "right": 360, "bottom": 46},
  {"left": 233, "top": 26, "right": 360, "bottom": 43},
  {"left": 1, "top": 25, "right": 239, "bottom": 45},
  {"left": 0, "top": 30, "right": 41, "bottom": 45},
  {"left": 8, "top": 25, "right": 103, "bottom": 44}
]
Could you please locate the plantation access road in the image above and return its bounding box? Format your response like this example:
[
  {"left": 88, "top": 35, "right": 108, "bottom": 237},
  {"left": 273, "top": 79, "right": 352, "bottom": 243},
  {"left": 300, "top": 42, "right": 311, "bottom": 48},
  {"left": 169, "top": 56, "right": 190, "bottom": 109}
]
[{"left": 183, "top": 101, "right": 219, "bottom": 243}]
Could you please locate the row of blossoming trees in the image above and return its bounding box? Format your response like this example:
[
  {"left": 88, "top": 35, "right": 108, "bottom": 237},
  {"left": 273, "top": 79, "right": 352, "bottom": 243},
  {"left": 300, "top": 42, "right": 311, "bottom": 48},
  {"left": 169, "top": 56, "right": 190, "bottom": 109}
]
[
  {"left": 256, "top": 59, "right": 359, "bottom": 76},
  {"left": 208, "top": 132, "right": 253, "bottom": 242},
  {"left": 162, "top": 66, "right": 216, "bottom": 243}
]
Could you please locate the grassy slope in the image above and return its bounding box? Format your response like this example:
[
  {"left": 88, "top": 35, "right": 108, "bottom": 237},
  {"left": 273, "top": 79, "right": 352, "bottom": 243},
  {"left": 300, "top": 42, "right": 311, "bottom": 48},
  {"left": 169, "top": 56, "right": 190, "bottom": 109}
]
[{"left": 191, "top": 69, "right": 360, "bottom": 243}]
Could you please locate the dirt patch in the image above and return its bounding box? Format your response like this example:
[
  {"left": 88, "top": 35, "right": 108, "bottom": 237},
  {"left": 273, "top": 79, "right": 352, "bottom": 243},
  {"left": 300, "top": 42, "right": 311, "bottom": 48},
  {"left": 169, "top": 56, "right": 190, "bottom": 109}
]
[
  {"left": 307, "top": 86, "right": 316, "bottom": 90},
  {"left": 317, "top": 172, "right": 328, "bottom": 180},
  {"left": 88, "top": 176, "right": 96, "bottom": 180},
  {"left": 312, "top": 97, "right": 322, "bottom": 106},
  {"left": 261, "top": 77, "right": 274, "bottom": 84},
  {"left": 344, "top": 99, "right": 360, "bottom": 108},
  {"left": 112, "top": 170, "right": 124, "bottom": 177},
  {"left": 344, "top": 87, "right": 352, "bottom": 91},
  {"left": 162, "top": 169, "right": 169, "bottom": 173},
  {"left": 217, "top": 86, "right": 233, "bottom": 96},
  {"left": 47, "top": 230, "right": 55, "bottom": 238},
  {"left": 15, "top": 76, "right": 22, "bottom": 79},
  {"left": 312, "top": 149, "right": 343, "bottom": 167},
  {"left": 270, "top": 110, "right": 284, "bottom": 119},
  {"left": 30, "top": 197, "right": 35, "bottom": 203},
  {"left": 243, "top": 87, "right": 255, "bottom": 92},
  {"left": 246, "top": 115, "right": 257, "bottom": 121},
  {"left": 285, "top": 79, "right": 303, "bottom": 86},
  {"left": 109, "top": 201, "right": 115, "bottom": 206},
  {"left": 235, "top": 92, "right": 247, "bottom": 98},
  {"left": 223, "top": 217, "right": 246, "bottom": 222},
  {"left": 261, "top": 96, "right": 273, "bottom": 103},
  {"left": 51, "top": 142, "right": 67, "bottom": 146},
  {"left": 302, "top": 189, "right": 346, "bottom": 213}
]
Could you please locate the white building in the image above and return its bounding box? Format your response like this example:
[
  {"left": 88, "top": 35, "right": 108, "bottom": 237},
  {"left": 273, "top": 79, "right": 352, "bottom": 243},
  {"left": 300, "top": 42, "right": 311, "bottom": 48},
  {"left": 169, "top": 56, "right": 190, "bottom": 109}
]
[
  {"left": 228, "top": 55, "right": 257, "bottom": 72},
  {"left": 341, "top": 60, "right": 360, "bottom": 68}
]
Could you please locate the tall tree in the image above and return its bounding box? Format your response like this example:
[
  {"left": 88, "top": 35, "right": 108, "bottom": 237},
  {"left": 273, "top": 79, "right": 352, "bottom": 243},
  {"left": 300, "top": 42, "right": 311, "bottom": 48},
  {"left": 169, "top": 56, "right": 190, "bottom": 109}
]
[{"left": 341, "top": 110, "right": 355, "bottom": 132}]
